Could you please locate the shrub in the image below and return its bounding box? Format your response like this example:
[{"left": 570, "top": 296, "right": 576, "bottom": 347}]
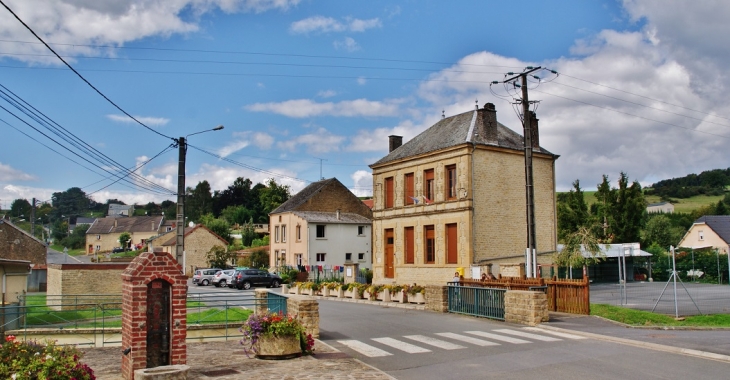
[
  {"left": 0, "top": 335, "right": 95, "bottom": 380},
  {"left": 405, "top": 284, "right": 425, "bottom": 295}
]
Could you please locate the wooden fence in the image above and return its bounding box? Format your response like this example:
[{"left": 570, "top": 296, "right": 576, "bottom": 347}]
[{"left": 460, "top": 276, "right": 590, "bottom": 315}]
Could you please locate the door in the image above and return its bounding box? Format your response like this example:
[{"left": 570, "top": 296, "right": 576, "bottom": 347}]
[
  {"left": 384, "top": 229, "right": 394, "bottom": 278},
  {"left": 146, "top": 279, "right": 171, "bottom": 368}
]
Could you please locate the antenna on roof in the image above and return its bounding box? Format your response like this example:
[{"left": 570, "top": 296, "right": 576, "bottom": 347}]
[
  {"left": 475, "top": 99, "right": 478, "bottom": 110},
  {"left": 442, "top": 109, "right": 445, "bottom": 119}
]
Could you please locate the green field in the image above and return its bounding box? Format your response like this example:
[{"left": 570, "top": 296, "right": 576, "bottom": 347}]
[
  {"left": 591, "top": 304, "right": 730, "bottom": 327},
  {"left": 573, "top": 191, "right": 723, "bottom": 214}
]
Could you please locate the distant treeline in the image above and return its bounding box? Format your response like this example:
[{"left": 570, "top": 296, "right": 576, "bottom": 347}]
[{"left": 647, "top": 168, "right": 730, "bottom": 199}]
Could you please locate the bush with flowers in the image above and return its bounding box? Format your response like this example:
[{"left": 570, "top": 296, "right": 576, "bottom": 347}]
[
  {"left": 0, "top": 335, "right": 95, "bottom": 380},
  {"left": 239, "top": 312, "right": 314, "bottom": 358}
]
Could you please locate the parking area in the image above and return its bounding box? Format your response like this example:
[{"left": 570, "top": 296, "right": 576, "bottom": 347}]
[{"left": 590, "top": 281, "right": 730, "bottom": 315}]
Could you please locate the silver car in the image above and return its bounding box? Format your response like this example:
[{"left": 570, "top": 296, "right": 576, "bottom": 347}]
[
  {"left": 212, "top": 269, "right": 235, "bottom": 287},
  {"left": 192, "top": 268, "right": 222, "bottom": 286}
]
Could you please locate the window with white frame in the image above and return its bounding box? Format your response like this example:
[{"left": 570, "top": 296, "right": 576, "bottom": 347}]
[
  {"left": 296, "top": 253, "right": 302, "bottom": 266},
  {"left": 95, "top": 245, "right": 100, "bottom": 251},
  {"left": 282, "top": 225, "right": 287, "bottom": 242},
  {"left": 316, "top": 253, "right": 326, "bottom": 262},
  {"left": 316, "top": 225, "right": 326, "bottom": 238},
  {"left": 96, "top": 235, "right": 101, "bottom": 240},
  {"left": 274, "top": 226, "right": 280, "bottom": 242},
  {"left": 699, "top": 230, "right": 704, "bottom": 241}
]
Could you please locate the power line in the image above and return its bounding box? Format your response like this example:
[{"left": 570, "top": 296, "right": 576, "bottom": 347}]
[{"left": 0, "top": 0, "right": 175, "bottom": 142}]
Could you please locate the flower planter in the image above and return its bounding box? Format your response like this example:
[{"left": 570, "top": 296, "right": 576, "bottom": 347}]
[
  {"left": 409, "top": 292, "right": 425, "bottom": 304},
  {"left": 363, "top": 290, "right": 373, "bottom": 300},
  {"left": 255, "top": 335, "right": 302, "bottom": 360},
  {"left": 322, "top": 287, "right": 330, "bottom": 297},
  {"left": 377, "top": 289, "right": 391, "bottom": 302},
  {"left": 335, "top": 287, "right": 345, "bottom": 298},
  {"left": 391, "top": 290, "right": 407, "bottom": 303},
  {"left": 344, "top": 289, "right": 354, "bottom": 298},
  {"left": 281, "top": 284, "right": 289, "bottom": 294}
]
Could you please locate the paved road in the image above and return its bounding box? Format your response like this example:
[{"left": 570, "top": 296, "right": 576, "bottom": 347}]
[
  {"left": 46, "top": 247, "right": 91, "bottom": 264},
  {"left": 317, "top": 299, "right": 730, "bottom": 380}
]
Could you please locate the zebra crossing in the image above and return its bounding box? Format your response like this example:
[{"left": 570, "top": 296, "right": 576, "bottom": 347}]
[{"left": 336, "top": 327, "right": 585, "bottom": 358}]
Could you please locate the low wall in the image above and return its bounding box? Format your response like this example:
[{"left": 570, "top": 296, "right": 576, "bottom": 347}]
[
  {"left": 255, "top": 289, "right": 320, "bottom": 339},
  {"left": 47, "top": 264, "right": 128, "bottom": 310},
  {"left": 504, "top": 290, "right": 549, "bottom": 326},
  {"left": 425, "top": 285, "right": 448, "bottom": 312}
]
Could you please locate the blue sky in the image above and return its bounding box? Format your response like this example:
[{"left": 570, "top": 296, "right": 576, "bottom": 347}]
[{"left": 1, "top": 0, "right": 728, "bottom": 210}]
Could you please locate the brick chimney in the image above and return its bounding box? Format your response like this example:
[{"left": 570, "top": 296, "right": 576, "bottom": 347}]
[
  {"left": 529, "top": 111, "right": 540, "bottom": 149},
  {"left": 388, "top": 135, "right": 403, "bottom": 152},
  {"left": 480, "top": 103, "right": 498, "bottom": 142}
]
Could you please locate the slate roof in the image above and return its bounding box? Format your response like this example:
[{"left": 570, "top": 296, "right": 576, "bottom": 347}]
[
  {"left": 292, "top": 211, "right": 371, "bottom": 224},
  {"left": 86, "top": 216, "right": 164, "bottom": 234},
  {"left": 270, "top": 178, "right": 339, "bottom": 214},
  {"left": 0, "top": 219, "right": 47, "bottom": 247},
  {"left": 695, "top": 215, "right": 730, "bottom": 243},
  {"left": 370, "top": 106, "right": 554, "bottom": 167}
]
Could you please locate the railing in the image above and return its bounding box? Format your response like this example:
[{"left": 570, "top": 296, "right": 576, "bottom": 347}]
[
  {"left": 458, "top": 276, "right": 590, "bottom": 315},
  {"left": 447, "top": 283, "right": 506, "bottom": 320}
]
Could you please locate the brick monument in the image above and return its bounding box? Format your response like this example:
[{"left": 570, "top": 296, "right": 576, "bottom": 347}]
[{"left": 121, "top": 250, "right": 188, "bottom": 380}]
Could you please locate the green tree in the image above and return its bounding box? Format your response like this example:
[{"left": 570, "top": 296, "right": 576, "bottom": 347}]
[
  {"left": 51, "top": 187, "right": 91, "bottom": 220},
  {"left": 643, "top": 214, "right": 684, "bottom": 249},
  {"left": 591, "top": 173, "right": 646, "bottom": 243},
  {"left": 241, "top": 218, "right": 258, "bottom": 247},
  {"left": 221, "top": 205, "right": 255, "bottom": 226},
  {"left": 239, "top": 248, "right": 269, "bottom": 269},
  {"left": 119, "top": 232, "right": 131, "bottom": 250},
  {"left": 715, "top": 201, "right": 728, "bottom": 215},
  {"left": 553, "top": 226, "right": 605, "bottom": 277},
  {"left": 205, "top": 245, "right": 237, "bottom": 269},
  {"left": 557, "top": 180, "right": 590, "bottom": 241},
  {"left": 9, "top": 198, "right": 31, "bottom": 219},
  {"left": 259, "top": 178, "right": 290, "bottom": 219},
  {"left": 200, "top": 214, "right": 232, "bottom": 245},
  {"left": 60, "top": 224, "right": 90, "bottom": 249},
  {"left": 186, "top": 180, "right": 213, "bottom": 223}
]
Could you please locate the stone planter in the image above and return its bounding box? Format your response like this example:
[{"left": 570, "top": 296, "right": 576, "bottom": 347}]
[
  {"left": 344, "top": 289, "right": 354, "bottom": 298},
  {"left": 409, "top": 292, "right": 425, "bottom": 304},
  {"left": 391, "top": 290, "right": 407, "bottom": 303},
  {"left": 281, "top": 284, "right": 289, "bottom": 294},
  {"left": 363, "top": 290, "right": 373, "bottom": 300},
  {"left": 377, "top": 289, "right": 392, "bottom": 302},
  {"left": 335, "top": 287, "right": 345, "bottom": 298},
  {"left": 322, "top": 287, "right": 330, "bottom": 297},
  {"left": 255, "top": 335, "right": 302, "bottom": 360}
]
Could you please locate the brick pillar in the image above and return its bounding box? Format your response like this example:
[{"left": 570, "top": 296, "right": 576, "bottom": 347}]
[
  {"left": 254, "top": 289, "right": 268, "bottom": 316},
  {"left": 504, "top": 290, "right": 549, "bottom": 326},
  {"left": 425, "top": 285, "right": 448, "bottom": 312},
  {"left": 286, "top": 295, "right": 319, "bottom": 338},
  {"left": 121, "top": 250, "right": 187, "bottom": 380}
]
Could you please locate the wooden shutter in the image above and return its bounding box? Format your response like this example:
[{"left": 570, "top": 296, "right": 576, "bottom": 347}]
[{"left": 446, "top": 223, "right": 457, "bottom": 264}]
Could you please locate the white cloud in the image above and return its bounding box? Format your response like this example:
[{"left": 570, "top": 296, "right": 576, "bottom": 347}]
[
  {"left": 245, "top": 98, "right": 402, "bottom": 118},
  {"left": 348, "top": 119, "right": 426, "bottom": 152},
  {"left": 357, "top": 77, "right": 367, "bottom": 85},
  {"left": 106, "top": 114, "right": 170, "bottom": 126},
  {"left": 290, "top": 15, "right": 381, "bottom": 34},
  {"left": 350, "top": 170, "right": 372, "bottom": 197},
  {"left": 318, "top": 90, "right": 337, "bottom": 98},
  {"left": 276, "top": 127, "right": 345, "bottom": 154},
  {"left": 0, "top": 162, "right": 36, "bottom": 181},
  {"left": 0, "top": 0, "right": 300, "bottom": 64},
  {"left": 217, "top": 131, "right": 274, "bottom": 157},
  {"left": 333, "top": 37, "right": 360, "bottom": 52}
]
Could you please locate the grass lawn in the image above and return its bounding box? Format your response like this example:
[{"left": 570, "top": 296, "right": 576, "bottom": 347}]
[
  {"left": 591, "top": 304, "right": 730, "bottom": 327},
  {"left": 572, "top": 191, "right": 723, "bottom": 214}
]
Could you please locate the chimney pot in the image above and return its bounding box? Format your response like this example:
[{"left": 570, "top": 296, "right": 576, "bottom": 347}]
[
  {"left": 388, "top": 135, "right": 403, "bottom": 152},
  {"left": 479, "top": 103, "right": 498, "bottom": 142}
]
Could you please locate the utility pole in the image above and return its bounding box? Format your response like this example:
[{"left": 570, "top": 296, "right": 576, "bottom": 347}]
[
  {"left": 176, "top": 136, "right": 186, "bottom": 267},
  {"left": 504, "top": 66, "right": 542, "bottom": 277},
  {"left": 31, "top": 197, "right": 36, "bottom": 237}
]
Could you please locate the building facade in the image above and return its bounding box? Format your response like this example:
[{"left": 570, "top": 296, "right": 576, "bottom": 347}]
[
  {"left": 678, "top": 215, "right": 730, "bottom": 254},
  {"left": 147, "top": 224, "right": 230, "bottom": 276},
  {"left": 85, "top": 216, "right": 164, "bottom": 254},
  {"left": 269, "top": 178, "right": 373, "bottom": 271},
  {"left": 369, "top": 103, "right": 558, "bottom": 285}
]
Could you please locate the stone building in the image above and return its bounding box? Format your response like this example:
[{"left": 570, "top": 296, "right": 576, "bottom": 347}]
[
  {"left": 0, "top": 219, "right": 47, "bottom": 266},
  {"left": 368, "top": 103, "right": 558, "bottom": 285},
  {"left": 85, "top": 216, "right": 164, "bottom": 254},
  {"left": 147, "top": 224, "right": 230, "bottom": 276},
  {"left": 268, "top": 178, "right": 373, "bottom": 271}
]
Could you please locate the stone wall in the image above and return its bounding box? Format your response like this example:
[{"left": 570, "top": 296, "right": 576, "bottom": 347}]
[
  {"left": 425, "top": 285, "right": 448, "bottom": 312},
  {"left": 46, "top": 264, "right": 128, "bottom": 310},
  {"left": 504, "top": 290, "right": 549, "bottom": 326},
  {"left": 182, "top": 228, "right": 228, "bottom": 276},
  {"left": 286, "top": 295, "right": 320, "bottom": 339},
  {"left": 0, "top": 221, "right": 46, "bottom": 265}
]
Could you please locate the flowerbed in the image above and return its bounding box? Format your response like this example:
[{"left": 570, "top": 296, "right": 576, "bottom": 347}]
[
  {"left": 240, "top": 312, "right": 314, "bottom": 359},
  {"left": 0, "top": 335, "right": 95, "bottom": 380}
]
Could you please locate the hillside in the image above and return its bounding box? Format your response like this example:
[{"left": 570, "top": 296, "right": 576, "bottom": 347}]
[{"left": 574, "top": 191, "right": 724, "bottom": 214}]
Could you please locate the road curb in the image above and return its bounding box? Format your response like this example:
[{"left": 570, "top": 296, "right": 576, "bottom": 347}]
[
  {"left": 536, "top": 324, "right": 730, "bottom": 363},
  {"left": 315, "top": 339, "right": 398, "bottom": 380}
]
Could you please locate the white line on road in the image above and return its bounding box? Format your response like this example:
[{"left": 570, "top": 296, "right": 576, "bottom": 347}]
[
  {"left": 435, "top": 332, "right": 500, "bottom": 347},
  {"left": 464, "top": 331, "right": 531, "bottom": 344},
  {"left": 522, "top": 327, "right": 587, "bottom": 340},
  {"left": 337, "top": 340, "right": 393, "bottom": 357},
  {"left": 403, "top": 335, "right": 465, "bottom": 350},
  {"left": 493, "top": 329, "right": 562, "bottom": 342},
  {"left": 372, "top": 337, "right": 432, "bottom": 353}
]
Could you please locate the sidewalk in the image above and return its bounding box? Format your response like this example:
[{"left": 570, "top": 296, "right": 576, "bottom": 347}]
[{"left": 542, "top": 312, "right": 730, "bottom": 361}]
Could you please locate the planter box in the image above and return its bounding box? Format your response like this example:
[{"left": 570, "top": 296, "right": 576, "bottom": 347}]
[
  {"left": 255, "top": 335, "right": 301, "bottom": 360},
  {"left": 409, "top": 292, "right": 425, "bottom": 304},
  {"left": 322, "top": 287, "right": 330, "bottom": 297},
  {"left": 335, "top": 287, "right": 345, "bottom": 298},
  {"left": 344, "top": 289, "right": 354, "bottom": 298},
  {"left": 377, "top": 289, "right": 391, "bottom": 302},
  {"left": 363, "top": 290, "right": 374, "bottom": 300},
  {"left": 281, "top": 284, "right": 289, "bottom": 294},
  {"left": 391, "top": 290, "right": 407, "bottom": 303}
]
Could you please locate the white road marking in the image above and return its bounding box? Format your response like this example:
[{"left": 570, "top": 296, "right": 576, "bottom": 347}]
[
  {"left": 522, "top": 327, "right": 587, "bottom": 340},
  {"left": 337, "top": 340, "right": 393, "bottom": 357},
  {"left": 372, "top": 337, "right": 432, "bottom": 353},
  {"left": 435, "top": 332, "right": 500, "bottom": 347},
  {"left": 464, "top": 331, "right": 531, "bottom": 344},
  {"left": 403, "top": 335, "right": 465, "bottom": 350},
  {"left": 493, "top": 329, "right": 562, "bottom": 342}
]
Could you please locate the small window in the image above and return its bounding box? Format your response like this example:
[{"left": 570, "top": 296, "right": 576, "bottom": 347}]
[
  {"left": 282, "top": 225, "right": 287, "bottom": 243},
  {"left": 296, "top": 225, "right": 301, "bottom": 240},
  {"left": 274, "top": 226, "right": 280, "bottom": 242},
  {"left": 424, "top": 225, "right": 435, "bottom": 264},
  {"left": 404, "top": 173, "right": 415, "bottom": 205},
  {"left": 316, "top": 253, "right": 326, "bottom": 262},
  {"left": 424, "top": 169, "right": 435, "bottom": 203},
  {"left": 296, "top": 254, "right": 302, "bottom": 266},
  {"left": 699, "top": 230, "right": 704, "bottom": 241},
  {"left": 385, "top": 177, "right": 394, "bottom": 208},
  {"left": 358, "top": 253, "right": 364, "bottom": 261},
  {"left": 446, "top": 165, "right": 457, "bottom": 200},
  {"left": 358, "top": 226, "right": 365, "bottom": 236},
  {"left": 95, "top": 245, "right": 100, "bottom": 251},
  {"left": 316, "top": 225, "right": 326, "bottom": 238},
  {"left": 346, "top": 253, "right": 352, "bottom": 261},
  {"left": 278, "top": 215, "right": 282, "bottom": 222},
  {"left": 96, "top": 235, "right": 101, "bottom": 240}
]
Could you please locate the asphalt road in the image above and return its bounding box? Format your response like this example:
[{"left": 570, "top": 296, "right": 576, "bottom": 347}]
[{"left": 317, "top": 300, "right": 730, "bottom": 380}]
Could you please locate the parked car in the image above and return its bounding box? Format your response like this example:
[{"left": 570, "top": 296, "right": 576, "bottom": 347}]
[
  {"left": 212, "top": 269, "right": 235, "bottom": 287},
  {"left": 192, "top": 268, "right": 222, "bottom": 286},
  {"left": 232, "top": 269, "right": 282, "bottom": 290},
  {"left": 112, "top": 247, "right": 124, "bottom": 253}
]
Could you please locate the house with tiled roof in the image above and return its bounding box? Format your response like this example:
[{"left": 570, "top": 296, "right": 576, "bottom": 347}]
[
  {"left": 0, "top": 218, "right": 47, "bottom": 266},
  {"left": 85, "top": 216, "right": 164, "bottom": 254},
  {"left": 678, "top": 215, "right": 730, "bottom": 254},
  {"left": 268, "top": 178, "right": 373, "bottom": 271},
  {"left": 369, "top": 103, "right": 559, "bottom": 285},
  {"left": 147, "top": 224, "right": 230, "bottom": 276}
]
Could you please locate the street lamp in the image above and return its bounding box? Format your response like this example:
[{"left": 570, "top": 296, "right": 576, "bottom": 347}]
[{"left": 176, "top": 125, "right": 224, "bottom": 270}]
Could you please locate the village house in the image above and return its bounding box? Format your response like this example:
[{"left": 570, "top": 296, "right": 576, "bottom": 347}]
[
  {"left": 0, "top": 218, "right": 47, "bottom": 267},
  {"left": 268, "top": 178, "right": 373, "bottom": 272},
  {"left": 369, "top": 103, "right": 559, "bottom": 285},
  {"left": 85, "top": 215, "right": 164, "bottom": 254},
  {"left": 147, "top": 224, "right": 230, "bottom": 276},
  {"left": 677, "top": 215, "right": 730, "bottom": 254},
  {"left": 108, "top": 203, "right": 134, "bottom": 216}
]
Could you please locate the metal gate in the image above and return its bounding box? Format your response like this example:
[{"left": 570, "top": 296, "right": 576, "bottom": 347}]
[{"left": 447, "top": 284, "right": 505, "bottom": 320}]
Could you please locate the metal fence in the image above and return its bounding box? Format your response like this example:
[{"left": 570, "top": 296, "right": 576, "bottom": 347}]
[{"left": 447, "top": 283, "right": 506, "bottom": 320}]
